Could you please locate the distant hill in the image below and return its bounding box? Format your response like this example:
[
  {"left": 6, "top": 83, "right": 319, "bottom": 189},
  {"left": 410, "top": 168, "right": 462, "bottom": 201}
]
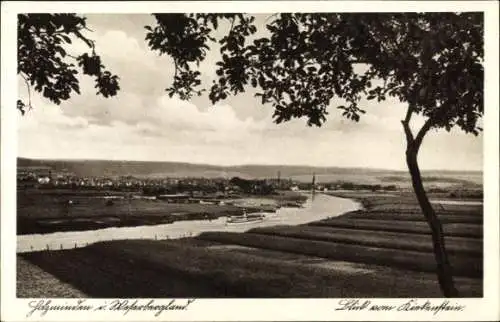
[{"left": 17, "top": 158, "right": 482, "bottom": 186}]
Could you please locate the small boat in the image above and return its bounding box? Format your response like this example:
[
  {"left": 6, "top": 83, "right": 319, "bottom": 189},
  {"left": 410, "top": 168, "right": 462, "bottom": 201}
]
[
  {"left": 282, "top": 201, "right": 304, "bottom": 208},
  {"left": 226, "top": 210, "right": 265, "bottom": 224}
]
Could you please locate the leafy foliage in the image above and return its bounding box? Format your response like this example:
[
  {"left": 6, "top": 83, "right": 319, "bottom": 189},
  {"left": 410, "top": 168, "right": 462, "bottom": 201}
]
[
  {"left": 17, "top": 14, "right": 119, "bottom": 113},
  {"left": 145, "top": 13, "right": 256, "bottom": 100},
  {"left": 146, "top": 13, "right": 483, "bottom": 132}
]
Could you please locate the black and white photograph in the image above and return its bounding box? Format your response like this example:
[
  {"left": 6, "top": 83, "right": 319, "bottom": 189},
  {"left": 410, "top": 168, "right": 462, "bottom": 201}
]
[{"left": 1, "top": 1, "right": 499, "bottom": 321}]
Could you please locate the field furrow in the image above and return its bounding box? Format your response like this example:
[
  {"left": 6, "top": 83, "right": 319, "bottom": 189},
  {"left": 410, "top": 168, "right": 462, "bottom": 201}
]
[
  {"left": 248, "top": 225, "right": 482, "bottom": 256},
  {"left": 309, "top": 219, "right": 483, "bottom": 239},
  {"left": 342, "top": 211, "right": 483, "bottom": 224},
  {"left": 196, "top": 231, "right": 482, "bottom": 278}
]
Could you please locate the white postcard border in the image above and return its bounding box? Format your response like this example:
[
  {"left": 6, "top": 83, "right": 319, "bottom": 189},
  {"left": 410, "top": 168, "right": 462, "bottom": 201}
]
[{"left": 1, "top": 1, "right": 499, "bottom": 321}]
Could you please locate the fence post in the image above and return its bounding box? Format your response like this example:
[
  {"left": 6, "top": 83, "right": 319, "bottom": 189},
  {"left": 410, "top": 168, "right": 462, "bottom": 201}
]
[{"left": 46, "top": 244, "right": 49, "bottom": 251}]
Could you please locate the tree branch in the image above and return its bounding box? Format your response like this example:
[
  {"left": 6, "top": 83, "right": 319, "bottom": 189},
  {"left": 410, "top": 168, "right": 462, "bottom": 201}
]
[
  {"left": 401, "top": 104, "right": 415, "bottom": 144},
  {"left": 20, "top": 73, "right": 33, "bottom": 111},
  {"left": 349, "top": 59, "right": 369, "bottom": 64},
  {"left": 73, "top": 29, "right": 95, "bottom": 49},
  {"left": 403, "top": 103, "right": 413, "bottom": 124},
  {"left": 264, "top": 13, "right": 279, "bottom": 23},
  {"left": 173, "top": 59, "right": 179, "bottom": 79},
  {"left": 229, "top": 17, "right": 235, "bottom": 35},
  {"left": 414, "top": 117, "right": 434, "bottom": 151}
]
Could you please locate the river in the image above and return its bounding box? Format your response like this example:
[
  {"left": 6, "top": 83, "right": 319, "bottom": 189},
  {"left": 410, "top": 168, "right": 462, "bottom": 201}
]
[{"left": 17, "top": 193, "right": 361, "bottom": 253}]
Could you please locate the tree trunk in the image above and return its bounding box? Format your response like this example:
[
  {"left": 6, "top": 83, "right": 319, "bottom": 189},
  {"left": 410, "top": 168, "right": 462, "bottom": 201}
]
[{"left": 405, "top": 147, "right": 459, "bottom": 297}]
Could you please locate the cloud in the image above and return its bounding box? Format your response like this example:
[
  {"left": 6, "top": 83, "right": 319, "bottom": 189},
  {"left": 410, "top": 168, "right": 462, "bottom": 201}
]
[
  {"left": 18, "top": 92, "right": 483, "bottom": 170},
  {"left": 57, "top": 28, "right": 176, "bottom": 123},
  {"left": 97, "top": 30, "right": 153, "bottom": 63}
]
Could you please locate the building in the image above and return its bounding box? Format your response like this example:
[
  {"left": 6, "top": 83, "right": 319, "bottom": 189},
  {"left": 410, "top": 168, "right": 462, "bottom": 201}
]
[{"left": 37, "top": 176, "right": 51, "bottom": 184}]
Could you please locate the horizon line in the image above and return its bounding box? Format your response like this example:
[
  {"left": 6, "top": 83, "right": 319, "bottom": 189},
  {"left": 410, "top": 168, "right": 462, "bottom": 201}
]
[{"left": 17, "top": 156, "right": 483, "bottom": 173}]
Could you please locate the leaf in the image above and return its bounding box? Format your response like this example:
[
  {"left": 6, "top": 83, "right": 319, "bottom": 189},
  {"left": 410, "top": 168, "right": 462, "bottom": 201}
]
[
  {"left": 56, "top": 46, "right": 67, "bottom": 57},
  {"left": 17, "top": 100, "right": 26, "bottom": 115},
  {"left": 61, "top": 35, "right": 72, "bottom": 43}
]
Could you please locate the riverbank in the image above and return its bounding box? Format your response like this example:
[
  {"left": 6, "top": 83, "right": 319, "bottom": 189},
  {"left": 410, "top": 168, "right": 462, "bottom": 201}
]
[
  {"left": 17, "top": 193, "right": 357, "bottom": 253},
  {"left": 18, "top": 191, "right": 482, "bottom": 297},
  {"left": 17, "top": 190, "right": 307, "bottom": 235}
]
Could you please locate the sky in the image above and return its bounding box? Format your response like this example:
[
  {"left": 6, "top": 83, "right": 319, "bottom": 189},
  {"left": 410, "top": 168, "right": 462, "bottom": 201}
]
[{"left": 17, "top": 14, "right": 483, "bottom": 171}]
